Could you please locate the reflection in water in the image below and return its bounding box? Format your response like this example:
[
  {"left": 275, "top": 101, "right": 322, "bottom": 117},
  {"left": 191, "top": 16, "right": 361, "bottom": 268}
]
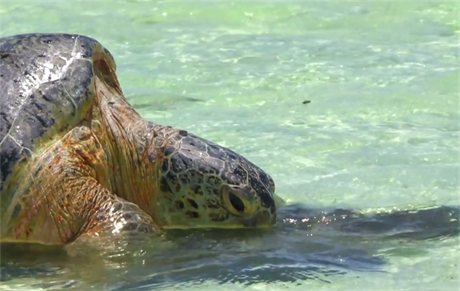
[{"left": 1, "top": 204, "right": 458, "bottom": 289}]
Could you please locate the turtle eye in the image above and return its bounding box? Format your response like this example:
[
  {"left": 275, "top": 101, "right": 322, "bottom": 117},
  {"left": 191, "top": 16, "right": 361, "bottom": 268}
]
[
  {"left": 223, "top": 185, "right": 256, "bottom": 216},
  {"left": 229, "top": 191, "right": 245, "bottom": 213}
]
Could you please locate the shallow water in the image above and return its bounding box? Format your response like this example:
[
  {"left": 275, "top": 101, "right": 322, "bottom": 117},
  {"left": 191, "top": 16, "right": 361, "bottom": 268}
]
[{"left": 0, "top": 1, "right": 459, "bottom": 290}]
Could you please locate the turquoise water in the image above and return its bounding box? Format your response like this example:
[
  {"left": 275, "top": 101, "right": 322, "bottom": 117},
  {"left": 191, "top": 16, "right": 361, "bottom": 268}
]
[{"left": 1, "top": 1, "right": 459, "bottom": 290}]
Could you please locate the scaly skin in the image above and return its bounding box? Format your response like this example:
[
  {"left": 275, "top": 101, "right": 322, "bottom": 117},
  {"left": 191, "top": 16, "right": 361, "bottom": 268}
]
[
  {"left": 0, "top": 33, "right": 277, "bottom": 245},
  {"left": 2, "top": 74, "right": 157, "bottom": 244},
  {"left": 92, "top": 74, "right": 277, "bottom": 231}
]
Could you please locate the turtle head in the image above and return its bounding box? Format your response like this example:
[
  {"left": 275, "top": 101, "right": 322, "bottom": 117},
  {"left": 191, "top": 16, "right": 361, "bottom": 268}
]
[{"left": 150, "top": 130, "right": 277, "bottom": 230}]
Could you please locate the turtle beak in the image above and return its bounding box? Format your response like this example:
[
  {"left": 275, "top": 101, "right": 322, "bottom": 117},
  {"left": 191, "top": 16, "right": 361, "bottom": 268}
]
[{"left": 241, "top": 204, "right": 277, "bottom": 228}]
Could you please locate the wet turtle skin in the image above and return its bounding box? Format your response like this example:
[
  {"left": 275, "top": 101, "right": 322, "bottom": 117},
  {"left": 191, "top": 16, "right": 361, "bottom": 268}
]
[{"left": 0, "top": 33, "right": 277, "bottom": 245}]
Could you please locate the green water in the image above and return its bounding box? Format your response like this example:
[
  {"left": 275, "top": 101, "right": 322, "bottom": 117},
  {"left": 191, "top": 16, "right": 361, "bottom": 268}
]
[{"left": 0, "top": 1, "right": 459, "bottom": 290}]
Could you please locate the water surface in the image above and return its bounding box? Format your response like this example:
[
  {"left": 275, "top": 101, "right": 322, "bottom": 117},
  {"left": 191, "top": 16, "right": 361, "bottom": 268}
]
[{"left": 0, "top": 1, "right": 459, "bottom": 290}]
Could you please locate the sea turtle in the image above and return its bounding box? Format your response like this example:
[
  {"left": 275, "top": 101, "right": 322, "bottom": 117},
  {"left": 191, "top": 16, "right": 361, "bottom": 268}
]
[{"left": 0, "top": 33, "right": 277, "bottom": 246}]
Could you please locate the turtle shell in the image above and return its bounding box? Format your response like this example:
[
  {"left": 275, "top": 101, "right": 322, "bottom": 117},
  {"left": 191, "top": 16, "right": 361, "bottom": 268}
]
[{"left": 0, "top": 33, "right": 116, "bottom": 198}]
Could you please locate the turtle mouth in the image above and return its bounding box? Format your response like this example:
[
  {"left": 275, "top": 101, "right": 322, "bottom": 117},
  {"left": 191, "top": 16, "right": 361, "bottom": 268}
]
[
  {"left": 242, "top": 208, "right": 277, "bottom": 228},
  {"left": 159, "top": 202, "right": 276, "bottom": 230}
]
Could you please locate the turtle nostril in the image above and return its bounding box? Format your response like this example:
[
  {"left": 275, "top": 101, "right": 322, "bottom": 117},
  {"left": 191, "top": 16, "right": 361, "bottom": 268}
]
[{"left": 229, "top": 191, "right": 245, "bottom": 213}]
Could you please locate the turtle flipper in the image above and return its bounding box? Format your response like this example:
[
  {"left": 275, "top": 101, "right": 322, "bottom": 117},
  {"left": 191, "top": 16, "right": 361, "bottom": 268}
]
[
  {"left": 1, "top": 123, "right": 160, "bottom": 245},
  {"left": 89, "top": 197, "right": 158, "bottom": 237}
]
